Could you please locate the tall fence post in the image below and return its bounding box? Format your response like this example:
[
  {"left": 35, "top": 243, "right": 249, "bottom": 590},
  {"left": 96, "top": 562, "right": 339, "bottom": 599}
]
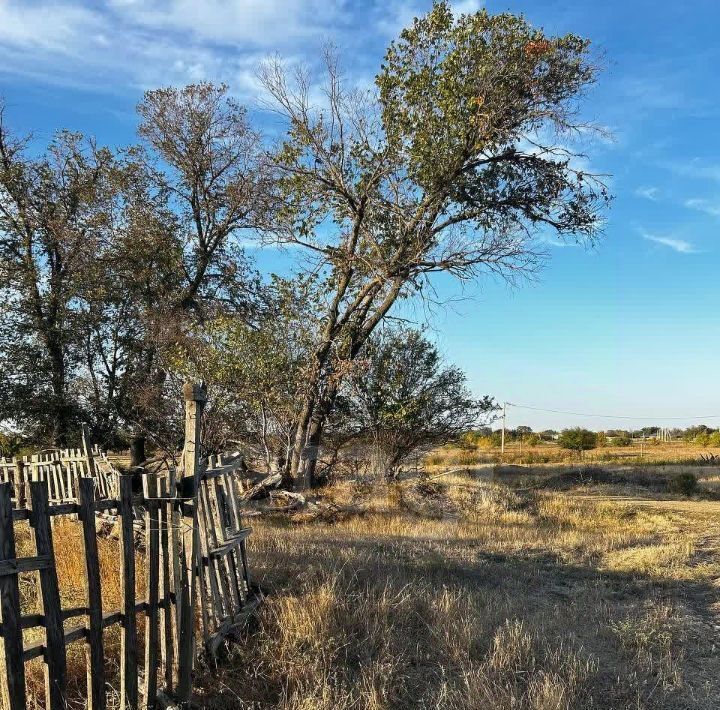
[{"left": 176, "top": 382, "right": 206, "bottom": 705}]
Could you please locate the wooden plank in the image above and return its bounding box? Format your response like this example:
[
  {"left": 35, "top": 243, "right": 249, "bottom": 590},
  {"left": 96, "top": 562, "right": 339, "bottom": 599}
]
[
  {"left": 28, "top": 481, "right": 67, "bottom": 709},
  {"left": 176, "top": 383, "right": 206, "bottom": 703},
  {"left": 157, "top": 477, "right": 174, "bottom": 694},
  {"left": 143, "top": 473, "right": 160, "bottom": 709},
  {"left": 78, "top": 477, "right": 106, "bottom": 710},
  {"left": 119, "top": 475, "right": 138, "bottom": 710},
  {"left": 198, "top": 483, "right": 227, "bottom": 626},
  {"left": 167, "top": 471, "right": 183, "bottom": 690},
  {"left": 0, "top": 554, "right": 54, "bottom": 576},
  {"left": 213, "top": 480, "right": 241, "bottom": 616},
  {"left": 0, "top": 483, "right": 26, "bottom": 710}
]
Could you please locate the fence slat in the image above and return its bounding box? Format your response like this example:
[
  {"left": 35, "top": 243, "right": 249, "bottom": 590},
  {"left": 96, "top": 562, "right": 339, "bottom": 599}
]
[
  {"left": 143, "top": 474, "right": 160, "bottom": 709},
  {"left": 176, "top": 384, "right": 206, "bottom": 703},
  {"left": 0, "top": 483, "right": 26, "bottom": 710},
  {"left": 78, "top": 477, "right": 106, "bottom": 710},
  {"left": 158, "top": 478, "right": 174, "bottom": 694},
  {"left": 28, "top": 480, "right": 67, "bottom": 709},
  {"left": 119, "top": 475, "right": 139, "bottom": 710}
]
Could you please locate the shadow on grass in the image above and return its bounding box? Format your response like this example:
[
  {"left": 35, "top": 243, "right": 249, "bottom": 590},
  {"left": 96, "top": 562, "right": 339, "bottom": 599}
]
[{"left": 199, "top": 518, "right": 720, "bottom": 710}]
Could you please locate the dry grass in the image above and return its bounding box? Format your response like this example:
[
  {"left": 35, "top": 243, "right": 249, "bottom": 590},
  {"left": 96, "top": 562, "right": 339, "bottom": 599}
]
[
  {"left": 13, "top": 470, "right": 720, "bottom": 708},
  {"left": 196, "top": 473, "right": 720, "bottom": 709},
  {"left": 426, "top": 440, "right": 720, "bottom": 468},
  {"left": 15, "top": 518, "right": 145, "bottom": 709}
]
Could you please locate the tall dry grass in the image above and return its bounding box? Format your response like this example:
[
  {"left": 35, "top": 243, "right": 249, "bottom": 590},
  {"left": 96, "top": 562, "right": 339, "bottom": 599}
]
[
  {"left": 15, "top": 518, "right": 145, "bottom": 709},
  {"left": 195, "top": 475, "right": 720, "bottom": 709},
  {"left": 12, "top": 472, "right": 720, "bottom": 708}
]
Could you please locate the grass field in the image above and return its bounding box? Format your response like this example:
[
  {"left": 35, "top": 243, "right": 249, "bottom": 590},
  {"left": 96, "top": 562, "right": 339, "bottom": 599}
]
[
  {"left": 425, "top": 439, "right": 720, "bottom": 468},
  {"left": 16, "top": 461, "right": 720, "bottom": 709},
  {"left": 196, "top": 465, "right": 720, "bottom": 709}
]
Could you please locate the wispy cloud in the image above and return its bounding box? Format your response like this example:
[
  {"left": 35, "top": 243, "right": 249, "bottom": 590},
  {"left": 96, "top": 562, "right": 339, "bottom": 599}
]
[
  {"left": 685, "top": 197, "right": 720, "bottom": 217},
  {"left": 666, "top": 159, "right": 720, "bottom": 183},
  {"left": 0, "top": 0, "right": 382, "bottom": 95},
  {"left": 640, "top": 229, "right": 697, "bottom": 254},
  {"left": 635, "top": 186, "right": 659, "bottom": 201}
]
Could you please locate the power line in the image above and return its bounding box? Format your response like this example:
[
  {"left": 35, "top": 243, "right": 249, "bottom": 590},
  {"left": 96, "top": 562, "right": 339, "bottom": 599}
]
[{"left": 505, "top": 402, "right": 720, "bottom": 422}]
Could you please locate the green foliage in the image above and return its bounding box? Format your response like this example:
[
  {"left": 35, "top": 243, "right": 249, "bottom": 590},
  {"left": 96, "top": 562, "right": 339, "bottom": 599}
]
[
  {"left": 668, "top": 472, "right": 698, "bottom": 497},
  {"left": 526, "top": 434, "right": 541, "bottom": 447},
  {"left": 0, "top": 432, "right": 24, "bottom": 458},
  {"left": 557, "top": 428, "right": 597, "bottom": 453},
  {"left": 694, "top": 432, "right": 710, "bottom": 447},
  {"left": 377, "top": 2, "right": 607, "bottom": 236},
  {"left": 595, "top": 432, "right": 608, "bottom": 448},
  {"left": 611, "top": 435, "right": 632, "bottom": 447},
  {"left": 347, "top": 329, "right": 497, "bottom": 477}
]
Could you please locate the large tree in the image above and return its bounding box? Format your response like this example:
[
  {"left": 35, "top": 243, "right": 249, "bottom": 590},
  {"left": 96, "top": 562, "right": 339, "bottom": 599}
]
[
  {"left": 0, "top": 111, "right": 115, "bottom": 444},
  {"left": 260, "top": 2, "right": 610, "bottom": 487},
  {"left": 84, "top": 83, "right": 269, "bottom": 462}
]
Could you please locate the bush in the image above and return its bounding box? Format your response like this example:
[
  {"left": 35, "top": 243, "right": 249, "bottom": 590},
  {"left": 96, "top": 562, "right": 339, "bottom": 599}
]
[
  {"left": 477, "top": 435, "right": 498, "bottom": 449},
  {"left": 557, "top": 428, "right": 597, "bottom": 455},
  {"left": 526, "top": 434, "right": 541, "bottom": 447},
  {"left": 669, "top": 472, "right": 698, "bottom": 497},
  {"left": 611, "top": 435, "right": 632, "bottom": 447},
  {"left": 709, "top": 432, "right": 720, "bottom": 447}
]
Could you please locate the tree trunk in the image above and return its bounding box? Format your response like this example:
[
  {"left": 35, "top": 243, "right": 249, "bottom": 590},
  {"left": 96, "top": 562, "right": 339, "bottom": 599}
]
[
  {"left": 129, "top": 435, "right": 146, "bottom": 468},
  {"left": 47, "top": 337, "right": 69, "bottom": 446}
]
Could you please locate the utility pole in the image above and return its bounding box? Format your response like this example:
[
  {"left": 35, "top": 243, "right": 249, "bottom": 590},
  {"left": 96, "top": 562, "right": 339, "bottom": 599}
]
[{"left": 501, "top": 401, "right": 507, "bottom": 455}]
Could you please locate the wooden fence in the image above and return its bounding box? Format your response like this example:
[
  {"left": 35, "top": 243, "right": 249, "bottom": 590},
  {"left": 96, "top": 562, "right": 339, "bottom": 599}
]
[
  {"left": 0, "top": 384, "right": 259, "bottom": 709},
  {"left": 0, "top": 424, "right": 118, "bottom": 505}
]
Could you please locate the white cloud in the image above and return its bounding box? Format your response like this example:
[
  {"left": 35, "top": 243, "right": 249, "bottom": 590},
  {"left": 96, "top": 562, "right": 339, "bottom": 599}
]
[
  {"left": 667, "top": 159, "right": 720, "bottom": 183},
  {"left": 110, "top": 0, "right": 349, "bottom": 46},
  {"left": 0, "top": 0, "right": 355, "bottom": 95},
  {"left": 640, "top": 230, "right": 697, "bottom": 254},
  {"left": 451, "top": 0, "right": 483, "bottom": 15},
  {"left": 635, "top": 186, "right": 659, "bottom": 201},
  {"left": 685, "top": 197, "right": 720, "bottom": 217}
]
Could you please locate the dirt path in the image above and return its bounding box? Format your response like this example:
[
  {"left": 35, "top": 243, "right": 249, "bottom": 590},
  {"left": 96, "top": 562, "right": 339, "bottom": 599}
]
[{"left": 569, "top": 493, "right": 720, "bottom": 513}]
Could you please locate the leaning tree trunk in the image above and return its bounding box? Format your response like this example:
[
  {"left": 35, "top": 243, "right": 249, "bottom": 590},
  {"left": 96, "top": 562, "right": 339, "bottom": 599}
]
[{"left": 129, "top": 433, "right": 146, "bottom": 468}]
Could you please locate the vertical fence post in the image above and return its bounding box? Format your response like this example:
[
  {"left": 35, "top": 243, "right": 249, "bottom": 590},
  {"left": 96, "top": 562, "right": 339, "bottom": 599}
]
[
  {"left": 176, "top": 382, "right": 206, "bottom": 705},
  {"left": 119, "top": 475, "right": 138, "bottom": 710},
  {"left": 14, "top": 459, "right": 25, "bottom": 508},
  {"left": 28, "top": 480, "right": 67, "bottom": 709},
  {"left": 81, "top": 423, "right": 97, "bottom": 479},
  {"left": 158, "top": 477, "right": 174, "bottom": 694},
  {"left": 0, "top": 483, "right": 26, "bottom": 710},
  {"left": 78, "top": 477, "right": 106, "bottom": 710},
  {"left": 143, "top": 473, "right": 160, "bottom": 709}
]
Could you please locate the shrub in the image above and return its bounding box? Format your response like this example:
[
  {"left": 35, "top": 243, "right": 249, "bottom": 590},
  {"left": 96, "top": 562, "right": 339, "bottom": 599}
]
[
  {"left": 709, "top": 431, "right": 720, "bottom": 447},
  {"left": 477, "top": 435, "right": 497, "bottom": 449},
  {"left": 669, "top": 472, "right": 698, "bottom": 497},
  {"left": 694, "top": 432, "right": 710, "bottom": 447},
  {"left": 557, "top": 428, "right": 597, "bottom": 455},
  {"left": 611, "top": 435, "right": 632, "bottom": 447},
  {"left": 526, "top": 434, "right": 541, "bottom": 447}
]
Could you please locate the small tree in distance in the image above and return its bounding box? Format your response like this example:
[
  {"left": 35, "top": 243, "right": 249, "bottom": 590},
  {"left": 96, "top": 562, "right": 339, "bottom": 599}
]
[
  {"left": 557, "top": 428, "right": 597, "bottom": 458},
  {"left": 347, "top": 329, "right": 497, "bottom": 479}
]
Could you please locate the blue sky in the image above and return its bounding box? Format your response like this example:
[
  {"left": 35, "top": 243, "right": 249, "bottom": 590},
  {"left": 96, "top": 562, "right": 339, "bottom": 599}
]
[{"left": 1, "top": 0, "right": 719, "bottom": 430}]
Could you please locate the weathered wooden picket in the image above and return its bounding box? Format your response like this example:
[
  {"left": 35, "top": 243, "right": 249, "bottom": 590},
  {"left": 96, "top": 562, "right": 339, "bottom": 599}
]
[
  {"left": 0, "top": 424, "right": 118, "bottom": 505},
  {"left": 0, "top": 384, "right": 259, "bottom": 709}
]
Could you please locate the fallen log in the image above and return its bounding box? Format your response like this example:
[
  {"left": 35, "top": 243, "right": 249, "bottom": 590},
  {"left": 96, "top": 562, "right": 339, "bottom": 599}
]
[{"left": 240, "top": 472, "right": 282, "bottom": 501}]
